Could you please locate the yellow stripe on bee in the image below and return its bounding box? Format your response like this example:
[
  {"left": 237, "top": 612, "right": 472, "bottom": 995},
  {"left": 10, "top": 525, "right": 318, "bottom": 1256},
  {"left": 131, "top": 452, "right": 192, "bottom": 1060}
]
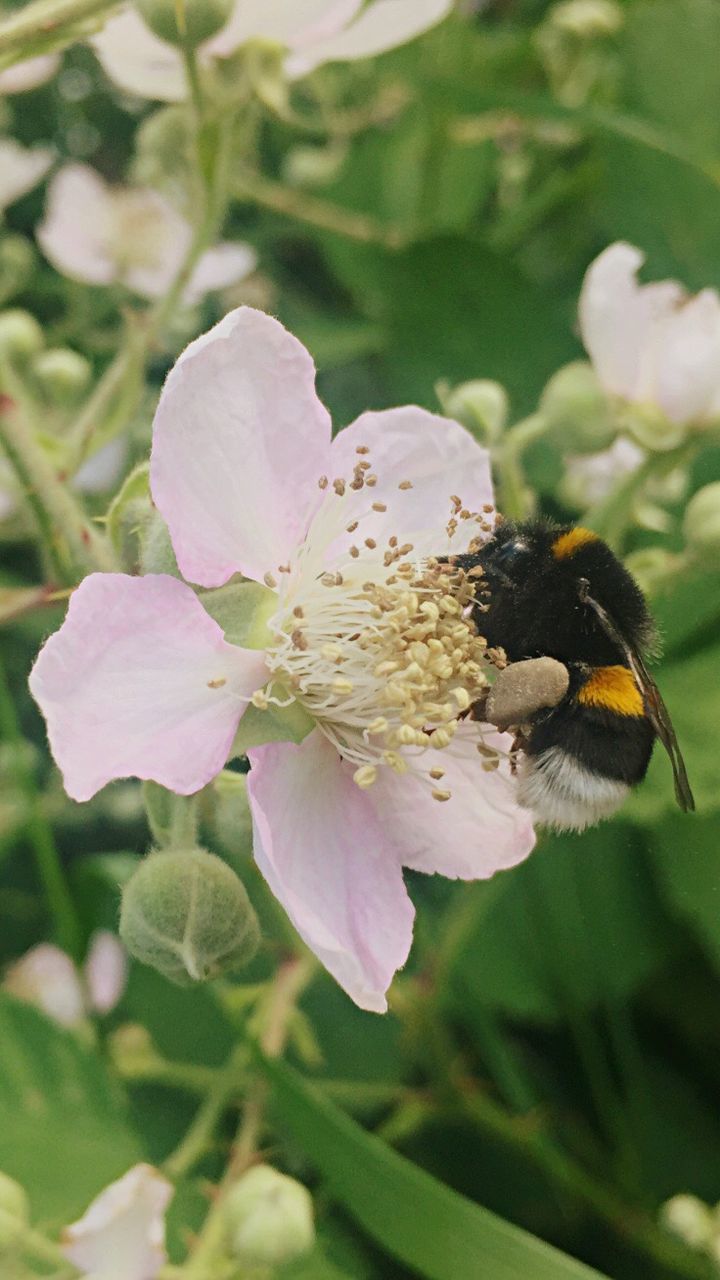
[
  {"left": 577, "top": 665, "right": 644, "bottom": 717},
  {"left": 551, "top": 527, "right": 599, "bottom": 560}
]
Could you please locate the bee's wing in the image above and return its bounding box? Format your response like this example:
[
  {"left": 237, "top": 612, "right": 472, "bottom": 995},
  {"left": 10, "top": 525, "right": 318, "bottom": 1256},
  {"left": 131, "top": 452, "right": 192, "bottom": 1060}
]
[{"left": 582, "top": 588, "right": 695, "bottom": 813}]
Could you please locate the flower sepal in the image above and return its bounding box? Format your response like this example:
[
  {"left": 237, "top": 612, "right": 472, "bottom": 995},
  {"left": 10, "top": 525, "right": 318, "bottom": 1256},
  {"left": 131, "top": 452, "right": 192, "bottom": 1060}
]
[
  {"left": 618, "top": 401, "right": 687, "bottom": 452},
  {"left": 231, "top": 696, "right": 315, "bottom": 756},
  {"left": 200, "top": 579, "right": 277, "bottom": 648}
]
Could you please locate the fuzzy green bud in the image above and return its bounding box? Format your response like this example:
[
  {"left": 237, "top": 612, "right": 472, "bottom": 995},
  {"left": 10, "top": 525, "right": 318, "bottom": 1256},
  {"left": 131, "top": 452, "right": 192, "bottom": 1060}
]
[
  {"left": 0, "top": 309, "right": 43, "bottom": 362},
  {"left": 120, "top": 848, "right": 260, "bottom": 985},
  {"left": 207, "top": 771, "right": 253, "bottom": 866},
  {"left": 683, "top": 482, "right": 720, "bottom": 564},
  {"left": 540, "top": 361, "right": 616, "bottom": 452},
  {"left": 441, "top": 379, "right": 508, "bottom": 444},
  {"left": 139, "top": 508, "right": 180, "bottom": 577},
  {"left": 0, "top": 235, "right": 35, "bottom": 305},
  {"left": 0, "top": 1171, "right": 30, "bottom": 1247},
  {"left": 33, "top": 348, "right": 91, "bottom": 405},
  {"left": 135, "top": 0, "right": 234, "bottom": 46},
  {"left": 224, "top": 1166, "right": 315, "bottom": 1267}
]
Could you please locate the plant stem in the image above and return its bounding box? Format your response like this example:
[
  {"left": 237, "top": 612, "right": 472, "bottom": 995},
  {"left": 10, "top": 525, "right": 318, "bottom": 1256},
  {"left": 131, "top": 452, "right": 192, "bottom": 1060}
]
[
  {"left": 235, "top": 165, "right": 408, "bottom": 249},
  {"left": 181, "top": 956, "right": 315, "bottom": 1277},
  {"left": 0, "top": 657, "right": 83, "bottom": 960},
  {"left": 493, "top": 413, "right": 549, "bottom": 520},
  {"left": 0, "top": 363, "right": 117, "bottom": 581},
  {"left": 163, "top": 1047, "right": 247, "bottom": 1180},
  {"left": 0, "top": 0, "right": 116, "bottom": 64}
]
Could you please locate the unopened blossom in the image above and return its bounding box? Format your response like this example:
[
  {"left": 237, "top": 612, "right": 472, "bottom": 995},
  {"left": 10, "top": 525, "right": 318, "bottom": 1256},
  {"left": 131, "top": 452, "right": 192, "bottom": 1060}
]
[
  {"left": 30, "top": 307, "right": 535, "bottom": 1011},
  {"left": 37, "top": 164, "right": 257, "bottom": 303},
  {"left": 0, "top": 52, "right": 59, "bottom": 95},
  {"left": 0, "top": 139, "right": 53, "bottom": 212},
  {"left": 61, "top": 1164, "right": 173, "bottom": 1280},
  {"left": 4, "top": 931, "right": 127, "bottom": 1026},
  {"left": 579, "top": 242, "right": 720, "bottom": 427},
  {"left": 91, "top": 0, "right": 453, "bottom": 102}
]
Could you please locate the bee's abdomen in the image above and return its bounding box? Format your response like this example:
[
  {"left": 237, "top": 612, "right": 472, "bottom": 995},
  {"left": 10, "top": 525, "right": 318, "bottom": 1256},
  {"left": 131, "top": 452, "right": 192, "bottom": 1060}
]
[{"left": 516, "top": 664, "right": 655, "bottom": 831}]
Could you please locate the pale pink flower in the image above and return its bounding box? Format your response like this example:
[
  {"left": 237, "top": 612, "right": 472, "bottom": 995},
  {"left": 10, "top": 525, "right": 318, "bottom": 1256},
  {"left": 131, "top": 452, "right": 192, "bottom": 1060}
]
[
  {"left": 0, "top": 138, "right": 53, "bottom": 211},
  {"left": 91, "top": 0, "right": 453, "bottom": 102},
  {"left": 37, "top": 164, "right": 257, "bottom": 303},
  {"left": 30, "top": 307, "right": 535, "bottom": 1011},
  {"left": 579, "top": 243, "right": 720, "bottom": 426},
  {"left": 0, "top": 53, "right": 60, "bottom": 95},
  {"left": 61, "top": 1164, "right": 172, "bottom": 1280},
  {"left": 4, "top": 932, "right": 128, "bottom": 1025}
]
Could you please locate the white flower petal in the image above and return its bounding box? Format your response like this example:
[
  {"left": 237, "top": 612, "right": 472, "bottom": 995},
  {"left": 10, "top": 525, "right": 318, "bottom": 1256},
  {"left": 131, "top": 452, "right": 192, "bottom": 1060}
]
[
  {"left": 84, "top": 931, "right": 128, "bottom": 1015},
  {"left": 62, "top": 1164, "right": 173, "bottom": 1280},
  {"left": 0, "top": 53, "right": 60, "bottom": 94},
  {"left": 90, "top": 7, "right": 187, "bottom": 102},
  {"left": 183, "top": 241, "right": 258, "bottom": 306},
  {"left": 207, "top": 0, "right": 363, "bottom": 56},
  {"left": 3, "top": 944, "right": 85, "bottom": 1027},
  {"left": 0, "top": 139, "right": 53, "bottom": 211},
  {"left": 286, "top": 0, "right": 453, "bottom": 77},
  {"left": 37, "top": 165, "right": 116, "bottom": 285}
]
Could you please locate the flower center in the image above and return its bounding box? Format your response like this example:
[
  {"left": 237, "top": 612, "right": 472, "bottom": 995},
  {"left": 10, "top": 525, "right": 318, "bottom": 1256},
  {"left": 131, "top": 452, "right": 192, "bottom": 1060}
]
[{"left": 253, "top": 450, "right": 497, "bottom": 799}]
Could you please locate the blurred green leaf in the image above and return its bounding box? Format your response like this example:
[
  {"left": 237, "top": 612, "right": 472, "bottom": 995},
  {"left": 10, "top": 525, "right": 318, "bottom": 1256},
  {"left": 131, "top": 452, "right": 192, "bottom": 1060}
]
[
  {"left": 444, "top": 827, "right": 666, "bottom": 1022},
  {"left": 262, "top": 1054, "right": 607, "bottom": 1280},
  {"left": 652, "top": 813, "right": 720, "bottom": 973},
  {"left": 0, "top": 993, "right": 141, "bottom": 1224}
]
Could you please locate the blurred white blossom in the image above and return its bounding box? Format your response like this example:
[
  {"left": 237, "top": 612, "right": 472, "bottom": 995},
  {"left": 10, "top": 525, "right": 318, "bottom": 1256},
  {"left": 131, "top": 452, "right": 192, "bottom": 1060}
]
[
  {"left": 3, "top": 931, "right": 128, "bottom": 1026},
  {"left": 61, "top": 1164, "right": 173, "bottom": 1280},
  {"left": 0, "top": 139, "right": 53, "bottom": 211},
  {"left": 0, "top": 53, "right": 59, "bottom": 95},
  {"left": 37, "top": 164, "right": 256, "bottom": 302},
  {"left": 580, "top": 242, "right": 720, "bottom": 430},
  {"left": 91, "top": 0, "right": 454, "bottom": 102}
]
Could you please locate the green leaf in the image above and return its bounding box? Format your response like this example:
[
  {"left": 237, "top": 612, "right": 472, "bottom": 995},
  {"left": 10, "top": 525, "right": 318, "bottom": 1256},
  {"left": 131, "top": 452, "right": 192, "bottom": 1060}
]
[
  {"left": 0, "top": 994, "right": 142, "bottom": 1225},
  {"left": 261, "top": 1055, "right": 607, "bottom": 1280},
  {"left": 652, "top": 813, "right": 720, "bottom": 974},
  {"left": 444, "top": 827, "right": 667, "bottom": 1023}
]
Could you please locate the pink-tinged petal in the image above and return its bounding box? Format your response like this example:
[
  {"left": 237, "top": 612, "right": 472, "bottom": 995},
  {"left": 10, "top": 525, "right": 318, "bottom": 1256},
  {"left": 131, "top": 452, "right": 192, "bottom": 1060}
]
[
  {"left": 206, "top": 0, "right": 362, "bottom": 56},
  {"left": 29, "top": 573, "right": 268, "bottom": 802},
  {"left": 368, "top": 724, "right": 535, "bottom": 880},
  {"left": 652, "top": 289, "right": 720, "bottom": 424},
  {"left": 579, "top": 243, "right": 683, "bottom": 400},
  {"left": 0, "top": 53, "right": 60, "bottom": 94},
  {"left": 329, "top": 406, "right": 494, "bottom": 559},
  {"left": 183, "top": 241, "right": 258, "bottom": 306},
  {"left": 62, "top": 1163, "right": 172, "bottom": 1280},
  {"left": 150, "top": 307, "right": 332, "bottom": 587},
  {"left": 0, "top": 139, "right": 53, "bottom": 211},
  {"left": 37, "top": 165, "right": 116, "bottom": 285},
  {"left": 84, "top": 931, "right": 128, "bottom": 1015},
  {"left": 90, "top": 7, "right": 187, "bottom": 102},
  {"left": 3, "top": 944, "right": 85, "bottom": 1027},
  {"left": 286, "top": 0, "right": 453, "bottom": 77},
  {"left": 247, "top": 731, "right": 414, "bottom": 1012}
]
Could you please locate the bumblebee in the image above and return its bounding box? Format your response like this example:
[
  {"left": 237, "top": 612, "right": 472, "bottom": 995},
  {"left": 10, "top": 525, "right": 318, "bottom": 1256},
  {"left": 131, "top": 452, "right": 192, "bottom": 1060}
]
[{"left": 459, "top": 520, "right": 694, "bottom": 831}]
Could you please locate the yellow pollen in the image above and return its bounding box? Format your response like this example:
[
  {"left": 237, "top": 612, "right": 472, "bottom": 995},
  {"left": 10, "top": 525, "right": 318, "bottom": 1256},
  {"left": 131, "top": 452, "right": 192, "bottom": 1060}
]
[
  {"left": 451, "top": 687, "right": 472, "bottom": 710},
  {"left": 322, "top": 643, "right": 343, "bottom": 661},
  {"left": 264, "top": 572, "right": 277, "bottom": 589},
  {"left": 333, "top": 676, "right": 354, "bottom": 695},
  {"left": 429, "top": 767, "right": 445, "bottom": 780},
  {"left": 372, "top": 502, "right": 387, "bottom": 512},
  {"left": 251, "top": 690, "right": 268, "bottom": 709},
  {"left": 318, "top": 475, "right": 328, "bottom": 489},
  {"left": 207, "top": 677, "right": 227, "bottom": 689},
  {"left": 432, "top": 789, "right": 452, "bottom": 802},
  {"left": 355, "top": 445, "right": 370, "bottom": 455},
  {"left": 333, "top": 478, "right": 346, "bottom": 496},
  {"left": 354, "top": 765, "right": 377, "bottom": 788},
  {"left": 398, "top": 480, "right": 413, "bottom": 490}
]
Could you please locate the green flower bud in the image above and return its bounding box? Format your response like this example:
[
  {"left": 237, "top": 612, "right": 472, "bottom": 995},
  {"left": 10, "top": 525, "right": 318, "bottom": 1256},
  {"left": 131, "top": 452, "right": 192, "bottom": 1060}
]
[
  {"left": 0, "top": 309, "right": 43, "bottom": 362},
  {"left": 224, "top": 1166, "right": 315, "bottom": 1267},
  {"left": 683, "top": 482, "right": 720, "bottom": 564},
  {"left": 134, "top": 0, "right": 234, "bottom": 47},
  {"left": 623, "top": 547, "right": 680, "bottom": 596},
  {"left": 33, "top": 348, "right": 91, "bottom": 405},
  {"left": 0, "top": 1171, "right": 29, "bottom": 1247},
  {"left": 620, "top": 402, "right": 686, "bottom": 453},
  {"left": 540, "top": 361, "right": 616, "bottom": 453},
  {"left": 120, "top": 848, "right": 260, "bottom": 985},
  {"left": 440, "top": 379, "right": 508, "bottom": 444},
  {"left": 0, "top": 235, "right": 35, "bottom": 306}
]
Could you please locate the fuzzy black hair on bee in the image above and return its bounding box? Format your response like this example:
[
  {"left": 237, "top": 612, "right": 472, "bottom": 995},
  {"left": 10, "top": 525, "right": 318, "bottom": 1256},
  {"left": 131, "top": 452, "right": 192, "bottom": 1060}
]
[{"left": 458, "top": 519, "right": 694, "bottom": 832}]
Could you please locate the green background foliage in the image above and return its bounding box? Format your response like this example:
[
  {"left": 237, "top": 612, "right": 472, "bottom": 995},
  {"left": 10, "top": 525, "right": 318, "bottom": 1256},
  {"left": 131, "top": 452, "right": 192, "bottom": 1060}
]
[{"left": 1, "top": 0, "right": 720, "bottom": 1277}]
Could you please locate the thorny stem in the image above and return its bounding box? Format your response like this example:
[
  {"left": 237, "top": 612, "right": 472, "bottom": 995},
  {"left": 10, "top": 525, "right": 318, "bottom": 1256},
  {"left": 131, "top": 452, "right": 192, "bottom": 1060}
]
[
  {"left": 180, "top": 956, "right": 316, "bottom": 1277},
  {"left": 0, "top": 657, "right": 82, "bottom": 961},
  {"left": 234, "top": 165, "right": 409, "bottom": 249}
]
